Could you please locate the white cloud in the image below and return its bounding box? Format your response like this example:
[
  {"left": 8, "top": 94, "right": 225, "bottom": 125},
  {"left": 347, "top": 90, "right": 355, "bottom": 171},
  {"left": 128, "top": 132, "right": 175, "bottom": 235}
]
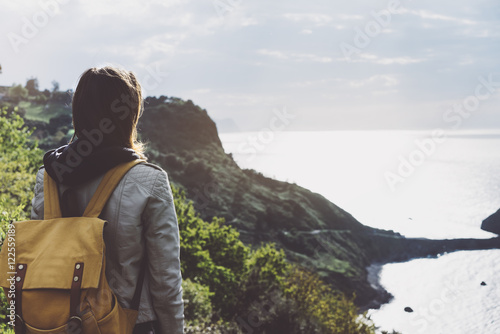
[
  {"left": 292, "top": 53, "right": 333, "bottom": 63},
  {"left": 257, "top": 49, "right": 333, "bottom": 63},
  {"left": 214, "top": 93, "right": 285, "bottom": 107},
  {"left": 461, "top": 27, "right": 500, "bottom": 38},
  {"left": 240, "top": 17, "right": 259, "bottom": 26},
  {"left": 458, "top": 56, "right": 475, "bottom": 66},
  {"left": 1, "top": 0, "right": 67, "bottom": 12},
  {"left": 78, "top": 0, "right": 183, "bottom": 17},
  {"left": 401, "top": 9, "right": 477, "bottom": 25},
  {"left": 257, "top": 49, "right": 288, "bottom": 59},
  {"left": 349, "top": 75, "right": 399, "bottom": 88},
  {"left": 336, "top": 14, "right": 364, "bottom": 20},
  {"left": 288, "top": 78, "right": 340, "bottom": 88},
  {"left": 374, "top": 57, "right": 425, "bottom": 65},
  {"left": 351, "top": 54, "right": 426, "bottom": 65},
  {"left": 90, "top": 32, "right": 190, "bottom": 64},
  {"left": 283, "top": 13, "right": 333, "bottom": 25},
  {"left": 371, "top": 89, "right": 399, "bottom": 96}
]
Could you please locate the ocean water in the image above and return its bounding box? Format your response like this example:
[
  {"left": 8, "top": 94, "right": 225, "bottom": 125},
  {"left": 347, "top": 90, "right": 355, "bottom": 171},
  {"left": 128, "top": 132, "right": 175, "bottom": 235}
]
[
  {"left": 366, "top": 250, "right": 500, "bottom": 333},
  {"left": 219, "top": 130, "right": 500, "bottom": 334}
]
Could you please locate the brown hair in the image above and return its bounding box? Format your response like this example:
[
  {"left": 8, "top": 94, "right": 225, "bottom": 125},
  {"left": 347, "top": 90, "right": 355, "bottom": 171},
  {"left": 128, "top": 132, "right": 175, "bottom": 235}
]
[{"left": 71, "top": 66, "right": 145, "bottom": 157}]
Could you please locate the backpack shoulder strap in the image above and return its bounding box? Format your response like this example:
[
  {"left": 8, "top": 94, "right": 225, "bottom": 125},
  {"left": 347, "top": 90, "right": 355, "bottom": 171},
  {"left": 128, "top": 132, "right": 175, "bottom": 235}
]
[{"left": 83, "top": 159, "right": 146, "bottom": 218}]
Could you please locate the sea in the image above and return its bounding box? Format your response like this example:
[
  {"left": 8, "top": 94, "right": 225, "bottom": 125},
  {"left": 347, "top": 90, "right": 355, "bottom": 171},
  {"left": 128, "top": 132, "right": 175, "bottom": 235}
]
[{"left": 219, "top": 130, "right": 500, "bottom": 334}]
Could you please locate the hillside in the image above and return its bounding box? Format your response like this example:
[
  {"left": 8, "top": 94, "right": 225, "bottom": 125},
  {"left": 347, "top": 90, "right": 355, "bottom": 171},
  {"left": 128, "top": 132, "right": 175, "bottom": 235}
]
[
  {"left": 9, "top": 95, "right": 500, "bottom": 310},
  {"left": 135, "top": 97, "right": 500, "bottom": 309}
]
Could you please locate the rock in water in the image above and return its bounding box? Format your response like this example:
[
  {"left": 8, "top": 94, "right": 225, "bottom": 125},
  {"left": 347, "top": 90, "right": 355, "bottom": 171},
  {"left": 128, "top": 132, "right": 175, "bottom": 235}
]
[
  {"left": 481, "top": 281, "right": 487, "bottom": 286},
  {"left": 404, "top": 307, "right": 413, "bottom": 313},
  {"left": 481, "top": 209, "right": 500, "bottom": 235}
]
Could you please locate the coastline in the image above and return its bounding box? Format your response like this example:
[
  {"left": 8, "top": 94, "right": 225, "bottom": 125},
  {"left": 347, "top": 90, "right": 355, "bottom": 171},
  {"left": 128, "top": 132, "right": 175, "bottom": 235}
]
[
  {"left": 364, "top": 249, "right": 500, "bottom": 333},
  {"left": 364, "top": 263, "right": 392, "bottom": 312},
  {"left": 356, "top": 231, "right": 500, "bottom": 311}
]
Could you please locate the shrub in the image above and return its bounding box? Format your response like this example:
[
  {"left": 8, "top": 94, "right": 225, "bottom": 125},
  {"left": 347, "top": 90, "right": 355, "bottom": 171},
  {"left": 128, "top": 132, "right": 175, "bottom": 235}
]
[
  {"left": 284, "top": 267, "right": 376, "bottom": 334},
  {"left": 174, "top": 187, "right": 249, "bottom": 318},
  {"left": 182, "top": 278, "right": 213, "bottom": 326},
  {"left": 0, "top": 107, "right": 42, "bottom": 330}
]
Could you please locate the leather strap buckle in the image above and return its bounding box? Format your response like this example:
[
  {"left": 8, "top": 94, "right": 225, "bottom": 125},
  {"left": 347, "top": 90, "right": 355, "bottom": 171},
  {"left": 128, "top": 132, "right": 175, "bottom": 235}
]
[{"left": 66, "top": 315, "right": 82, "bottom": 333}]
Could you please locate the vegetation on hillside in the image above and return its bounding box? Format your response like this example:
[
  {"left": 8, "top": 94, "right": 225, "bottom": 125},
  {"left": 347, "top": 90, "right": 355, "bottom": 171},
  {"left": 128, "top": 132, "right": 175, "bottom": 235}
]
[
  {"left": 0, "top": 107, "right": 42, "bottom": 332},
  {"left": 0, "top": 88, "right": 398, "bottom": 333}
]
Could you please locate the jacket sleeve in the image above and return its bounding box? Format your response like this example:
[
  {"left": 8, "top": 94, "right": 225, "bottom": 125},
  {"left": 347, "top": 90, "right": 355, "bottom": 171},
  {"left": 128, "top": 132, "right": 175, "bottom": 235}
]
[
  {"left": 31, "top": 169, "right": 45, "bottom": 220},
  {"left": 142, "top": 169, "right": 184, "bottom": 334}
]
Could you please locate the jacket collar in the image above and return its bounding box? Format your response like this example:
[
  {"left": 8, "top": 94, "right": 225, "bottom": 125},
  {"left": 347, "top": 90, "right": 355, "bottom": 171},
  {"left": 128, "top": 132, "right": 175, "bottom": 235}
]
[{"left": 43, "top": 139, "right": 140, "bottom": 186}]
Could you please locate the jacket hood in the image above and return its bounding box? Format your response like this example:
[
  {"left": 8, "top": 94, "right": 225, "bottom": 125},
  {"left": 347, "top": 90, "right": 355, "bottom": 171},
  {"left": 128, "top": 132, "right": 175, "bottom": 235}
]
[{"left": 43, "top": 139, "right": 140, "bottom": 186}]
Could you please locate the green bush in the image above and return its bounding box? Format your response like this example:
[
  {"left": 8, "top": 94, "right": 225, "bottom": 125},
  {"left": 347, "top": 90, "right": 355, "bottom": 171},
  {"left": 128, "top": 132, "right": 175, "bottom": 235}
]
[
  {"left": 284, "top": 267, "right": 376, "bottom": 334},
  {"left": 174, "top": 186, "right": 249, "bottom": 318},
  {"left": 0, "top": 109, "right": 42, "bottom": 211},
  {"left": 182, "top": 278, "right": 213, "bottom": 326},
  {"left": 245, "top": 243, "right": 289, "bottom": 290},
  {"left": 0, "top": 107, "right": 42, "bottom": 330}
]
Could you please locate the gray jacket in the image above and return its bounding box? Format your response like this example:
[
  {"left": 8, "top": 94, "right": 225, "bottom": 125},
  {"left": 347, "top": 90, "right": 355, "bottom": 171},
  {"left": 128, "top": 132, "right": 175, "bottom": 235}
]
[{"left": 31, "top": 162, "right": 184, "bottom": 334}]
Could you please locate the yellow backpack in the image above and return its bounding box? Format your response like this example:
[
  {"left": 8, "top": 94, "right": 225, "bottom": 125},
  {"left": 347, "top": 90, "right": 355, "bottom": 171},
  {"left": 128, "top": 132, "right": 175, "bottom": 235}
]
[{"left": 0, "top": 159, "right": 145, "bottom": 334}]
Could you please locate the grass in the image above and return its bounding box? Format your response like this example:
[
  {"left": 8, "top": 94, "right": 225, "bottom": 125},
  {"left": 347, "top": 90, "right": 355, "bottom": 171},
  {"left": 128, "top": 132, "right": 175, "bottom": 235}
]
[{"left": 19, "top": 101, "right": 70, "bottom": 122}]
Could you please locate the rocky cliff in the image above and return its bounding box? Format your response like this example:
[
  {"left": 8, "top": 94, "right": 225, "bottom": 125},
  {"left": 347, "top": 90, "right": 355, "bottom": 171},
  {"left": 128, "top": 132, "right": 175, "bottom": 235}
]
[{"left": 137, "top": 97, "right": 500, "bottom": 309}]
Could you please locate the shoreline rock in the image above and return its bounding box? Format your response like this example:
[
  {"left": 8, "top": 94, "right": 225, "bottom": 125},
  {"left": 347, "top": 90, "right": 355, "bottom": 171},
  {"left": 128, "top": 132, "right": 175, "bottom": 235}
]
[{"left": 481, "top": 209, "right": 500, "bottom": 235}]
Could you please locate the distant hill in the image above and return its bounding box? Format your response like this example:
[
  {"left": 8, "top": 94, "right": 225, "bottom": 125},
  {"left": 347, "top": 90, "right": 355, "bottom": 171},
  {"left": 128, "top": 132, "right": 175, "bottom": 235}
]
[{"left": 213, "top": 117, "right": 240, "bottom": 133}]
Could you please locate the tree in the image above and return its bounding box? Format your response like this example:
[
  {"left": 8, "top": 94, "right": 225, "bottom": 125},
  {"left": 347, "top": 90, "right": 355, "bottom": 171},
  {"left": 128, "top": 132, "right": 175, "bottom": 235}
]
[
  {"left": 51, "top": 90, "right": 72, "bottom": 104},
  {"left": 25, "top": 77, "right": 39, "bottom": 96},
  {"left": 8, "top": 84, "right": 28, "bottom": 102},
  {"left": 51, "top": 80, "right": 60, "bottom": 93}
]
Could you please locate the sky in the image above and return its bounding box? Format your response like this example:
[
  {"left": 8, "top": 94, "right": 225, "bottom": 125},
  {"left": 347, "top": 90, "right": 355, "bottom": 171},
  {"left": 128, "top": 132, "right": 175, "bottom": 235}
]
[{"left": 0, "top": 0, "right": 499, "bottom": 131}]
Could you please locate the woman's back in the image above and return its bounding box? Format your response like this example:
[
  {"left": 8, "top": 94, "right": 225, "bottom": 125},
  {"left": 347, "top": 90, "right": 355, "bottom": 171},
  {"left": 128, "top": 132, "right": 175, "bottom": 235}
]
[
  {"left": 30, "top": 65, "right": 184, "bottom": 334},
  {"left": 31, "top": 162, "right": 184, "bottom": 333}
]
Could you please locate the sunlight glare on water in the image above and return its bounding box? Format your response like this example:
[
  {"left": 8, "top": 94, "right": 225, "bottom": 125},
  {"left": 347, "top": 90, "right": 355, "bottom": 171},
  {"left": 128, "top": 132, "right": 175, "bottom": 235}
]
[{"left": 367, "top": 250, "right": 500, "bottom": 334}]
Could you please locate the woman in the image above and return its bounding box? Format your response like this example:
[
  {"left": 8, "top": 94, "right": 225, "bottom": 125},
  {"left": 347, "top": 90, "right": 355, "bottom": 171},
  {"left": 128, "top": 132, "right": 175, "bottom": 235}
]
[{"left": 30, "top": 66, "right": 184, "bottom": 334}]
